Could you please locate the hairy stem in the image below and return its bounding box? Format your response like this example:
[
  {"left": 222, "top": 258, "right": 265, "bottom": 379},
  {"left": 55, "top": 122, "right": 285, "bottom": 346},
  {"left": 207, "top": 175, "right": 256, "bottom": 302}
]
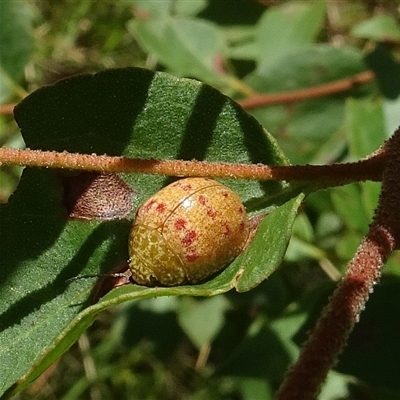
[
  {"left": 276, "top": 226, "right": 393, "bottom": 400},
  {"left": 0, "top": 147, "right": 385, "bottom": 184},
  {"left": 277, "top": 127, "right": 400, "bottom": 399}
]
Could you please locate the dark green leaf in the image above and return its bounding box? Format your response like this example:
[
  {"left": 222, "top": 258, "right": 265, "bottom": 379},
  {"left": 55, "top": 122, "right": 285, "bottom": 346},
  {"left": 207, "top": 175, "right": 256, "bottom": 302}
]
[
  {"left": 1, "top": 68, "right": 295, "bottom": 396},
  {"left": 364, "top": 44, "right": 400, "bottom": 99},
  {"left": 14, "top": 68, "right": 288, "bottom": 209}
]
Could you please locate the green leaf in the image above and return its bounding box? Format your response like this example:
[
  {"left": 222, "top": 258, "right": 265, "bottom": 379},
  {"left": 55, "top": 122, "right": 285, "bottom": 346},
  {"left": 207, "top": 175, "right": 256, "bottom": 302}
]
[
  {"left": 345, "top": 98, "right": 387, "bottom": 159},
  {"left": 224, "top": 26, "right": 257, "bottom": 61},
  {"left": 129, "top": 0, "right": 207, "bottom": 18},
  {"left": 1, "top": 68, "right": 296, "bottom": 397},
  {"left": 234, "top": 193, "right": 305, "bottom": 292},
  {"left": 247, "top": 45, "right": 373, "bottom": 164},
  {"left": 331, "top": 184, "right": 371, "bottom": 233},
  {"left": 383, "top": 96, "right": 400, "bottom": 136},
  {"left": 178, "top": 296, "right": 230, "bottom": 349},
  {"left": 218, "top": 312, "right": 305, "bottom": 382},
  {"left": 255, "top": 0, "right": 326, "bottom": 70},
  {"left": 236, "top": 377, "right": 274, "bottom": 400},
  {"left": 250, "top": 45, "right": 369, "bottom": 95},
  {"left": 351, "top": 14, "right": 400, "bottom": 42},
  {"left": 174, "top": 0, "right": 207, "bottom": 16},
  {"left": 0, "top": 169, "right": 112, "bottom": 397},
  {"left": 130, "top": 0, "right": 171, "bottom": 18},
  {"left": 343, "top": 97, "right": 385, "bottom": 221},
  {"left": 128, "top": 16, "right": 226, "bottom": 85},
  {"left": 14, "top": 68, "right": 288, "bottom": 209},
  {"left": 0, "top": 0, "right": 35, "bottom": 103}
]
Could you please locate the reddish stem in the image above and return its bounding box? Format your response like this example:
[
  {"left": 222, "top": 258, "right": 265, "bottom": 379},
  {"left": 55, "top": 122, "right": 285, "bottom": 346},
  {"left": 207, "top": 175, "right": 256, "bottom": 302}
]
[
  {"left": 238, "top": 71, "right": 375, "bottom": 110},
  {"left": 0, "top": 104, "right": 15, "bottom": 115},
  {"left": 276, "top": 226, "right": 393, "bottom": 400},
  {"left": 0, "top": 147, "right": 386, "bottom": 184},
  {"left": 277, "top": 127, "right": 400, "bottom": 399}
]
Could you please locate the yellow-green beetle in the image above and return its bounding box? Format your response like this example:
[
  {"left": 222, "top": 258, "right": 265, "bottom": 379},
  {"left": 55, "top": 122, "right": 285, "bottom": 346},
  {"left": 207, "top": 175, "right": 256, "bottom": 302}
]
[{"left": 128, "top": 177, "right": 249, "bottom": 286}]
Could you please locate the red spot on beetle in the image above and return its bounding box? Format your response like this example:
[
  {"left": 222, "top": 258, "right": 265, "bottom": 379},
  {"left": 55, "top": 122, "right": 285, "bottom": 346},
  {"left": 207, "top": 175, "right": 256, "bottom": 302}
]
[
  {"left": 222, "top": 222, "right": 231, "bottom": 236},
  {"left": 181, "top": 183, "right": 193, "bottom": 191},
  {"left": 222, "top": 191, "right": 229, "bottom": 198},
  {"left": 182, "top": 230, "right": 196, "bottom": 246},
  {"left": 156, "top": 202, "right": 166, "bottom": 213},
  {"left": 174, "top": 218, "right": 186, "bottom": 230},
  {"left": 198, "top": 195, "right": 207, "bottom": 205},
  {"left": 207, "top": 208, "right": 217, "bottom": 218}
]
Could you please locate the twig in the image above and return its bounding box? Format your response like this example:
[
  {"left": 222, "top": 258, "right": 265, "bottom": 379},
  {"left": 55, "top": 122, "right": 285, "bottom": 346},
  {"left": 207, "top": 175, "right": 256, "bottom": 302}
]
[
  {"left": 0, "top": 147, "right": 386, "bottom": 184},
  {"left": 276, "top": 127, "right": 400, "bottom": 399},
  {"left": 238, "top": 71, "right": 375, "bottom": 110},
  {"left": 0, "top": 104, "right": 15, "bottom": 115},
  {"left": 276, "top": 226, "right": 392, "bottom": 400}
]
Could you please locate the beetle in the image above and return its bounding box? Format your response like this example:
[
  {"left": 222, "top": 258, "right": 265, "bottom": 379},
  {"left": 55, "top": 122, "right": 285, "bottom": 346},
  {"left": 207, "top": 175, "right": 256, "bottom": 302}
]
[{"left": 128, "top": 177, "right": 249, "bottom": 286}]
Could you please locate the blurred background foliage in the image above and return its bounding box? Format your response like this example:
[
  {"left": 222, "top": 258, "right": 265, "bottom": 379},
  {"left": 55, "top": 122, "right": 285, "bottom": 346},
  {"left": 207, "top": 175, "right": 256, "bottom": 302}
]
[{"left": 1, "top": 0, "right": 400, "bottom": 399}]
